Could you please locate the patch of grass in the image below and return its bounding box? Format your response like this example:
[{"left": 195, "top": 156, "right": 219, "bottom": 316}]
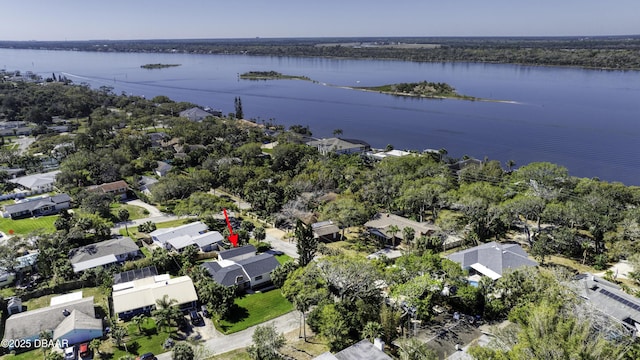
[
  {"left": 0, "top": 287, "right": 15, "bottom": 299},
  {"left": 140, "top": 246, "right": 152, "bottom": 258},
  {"left": 108, "top": 318, "right": 177, "bottom": 359},
  {"left": 216, "top": 289, "right": 293, "bottom": 334},
  {"left": 215, "top": 348, "right": 251, "bottom": 360},
  {"left": 110, "top": 203, "right": 149, "bottom": 221},
  {"left": 325, "top": 241, "right": 367, "bottom": 257},
  {"left": 0, "top": 215, "right": 58, "bottom": 236},
  {"left": 280, "top": 334, "right": 330, "bottom": 359},
  {"left": 275, "top": 254, "right": 293, "bottom": 265},
  {"left": 22, "top": 286, "right": 110, "bottom": 313},
  {"left": 545, "top": 255, "right": 598, "bottom": 274},
  {"left": 1, "top": 348, "right": 47, "bottom": 360}
]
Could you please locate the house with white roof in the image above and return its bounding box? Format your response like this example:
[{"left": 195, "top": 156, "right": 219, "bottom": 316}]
[
  {"left": 150, "top": 221, "right": 222, "bottom": 252},
  {"left": 306, "top": 137, "right": 370, "bottom": 156},
  {"left": 9, "top": 170, "right": 60, "bottom": 193},
  {"left": 112, "top": 274, "right": 198, "bottom": 320}
]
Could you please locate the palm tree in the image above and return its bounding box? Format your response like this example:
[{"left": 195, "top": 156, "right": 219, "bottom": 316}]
[
  {"left": 333, "top": 128, "right": 343, "bottom": 137},
  {"left": 402, "top": 226, "right": 415, "bottom": 250},
  {"left": 110, "top": 323, "right": 128, "bottom": 350},
  {"left": 89, "top": 338, "right": 102, "bottom": 356},
  {"left": 153, "top": 294, "right": 178, "bottom": 331},
  {"left": 118, "top": 208, "right": 130, "bottom": 235},
  {"left": 506, "top": 159, "right": 516, "bottom": 172},
  {"left": 131, "top": 314, "right": 146, "bottom": 334},
  {"left": 387, "top": 225, "right": 400, "bottom": 249}
]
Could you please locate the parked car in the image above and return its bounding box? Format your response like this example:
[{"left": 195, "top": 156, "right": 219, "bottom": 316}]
[
  {"left": 78, "top": 342, "right": 90, "bottom": 358},
  {"left": 189, "top": 309, "right": 204, "bottom": 325},
  {"left": 136, "top": 353, "right": 157, "bottom": 360},
  {"left": 64, "top": 346, "right": 76, "bottom": 360}
]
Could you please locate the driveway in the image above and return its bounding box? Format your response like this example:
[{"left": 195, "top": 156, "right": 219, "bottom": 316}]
[
  {"left": 111, "top": 199, "right": 187, "bottom": 235},
  {"left": 126, "top": 199, "right": 164, "bottom": 217},
  {"left": 156, "top": 311, "right": 300, "bottom": 359},
  {"left": 14, "top": 136, "right": 35, "bottom": 154}
]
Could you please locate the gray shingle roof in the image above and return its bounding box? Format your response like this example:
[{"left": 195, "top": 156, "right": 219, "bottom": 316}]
[
  {"left": 52, "top": 309, "right": 102, "bottom": 341},
  {"left": 3, "top": 194, "right": 71, "bottom": 215},
  {"left": 447, "top": 241, "right": 537, "bottom": 278},
  {"left": 237, "top": 253, "right": 280, "bottom": 279},
  {"left": 578, "top": 274, "right": 640, "bottom": 331},
  {"left": 69, "top": 237, "right": 138, "bottom": 264},
  {"left": 312, "top": 220, "right": 340, "bottom": 238},
  {"left": 201, "top": 262, "right": 248, "bottom": 287},
  {"left": 8, "top": 170, "right": 60, "bottom": 190},
  {"left": 179, "top": 107, "right": 213, "bottom": 121},
  {"left": 333, "top": 340, "right": 391, "bottom": 360},
  {"left": 364, "top": 213, "right": 437, "bottom": 240},
  {"left": 3, "top": 297, "right": 96, "bottom": 341},
  {"left": 218, "top": 245, "right": 257, "bottom": 260}
]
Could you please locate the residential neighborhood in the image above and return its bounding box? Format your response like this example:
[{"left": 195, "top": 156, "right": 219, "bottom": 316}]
[{"left": 0, "top": 68, "right": 639, "bottom": 360}]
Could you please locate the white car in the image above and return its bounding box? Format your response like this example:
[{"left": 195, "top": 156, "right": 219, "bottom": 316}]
[{"left": 64, "top": 346, "right": 76, "bottom": 360}]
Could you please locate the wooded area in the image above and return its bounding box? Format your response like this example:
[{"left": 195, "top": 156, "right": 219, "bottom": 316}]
[{"left": 3, "top": 36, "right": 640, "bottom": 69}]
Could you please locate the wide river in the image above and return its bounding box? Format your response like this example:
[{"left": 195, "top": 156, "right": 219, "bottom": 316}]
[{"left": 1, "top": 49, "right": 639, "bottom": 185}]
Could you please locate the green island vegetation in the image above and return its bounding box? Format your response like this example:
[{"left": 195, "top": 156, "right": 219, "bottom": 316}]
[
  {"left": 140, "top": 63, "right": 181, "bottom": 69},
  {"left": 2, "top": 69, "right": 640, "bottom": 358},
  {"left": 239, "top": 70, "right": 311, "bottom": 81},
  {"left": 4, "top": 36, "right": 640, "bottom": 70},
  {"left": 356, "top": 81, "right": 478, "bottom": 100}
]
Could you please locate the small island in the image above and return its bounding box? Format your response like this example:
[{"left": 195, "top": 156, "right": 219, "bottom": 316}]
[
  {"left": 354, "top": 81, "right": 477, "bottom": 100},
  {"left": 140, "top": 63, "right": 181, "bottom": 69},
  {"left": 239, "top": 71, "right": 311, "bottom": 81}
]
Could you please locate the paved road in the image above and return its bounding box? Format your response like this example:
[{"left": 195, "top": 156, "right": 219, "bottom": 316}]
[
  {"left": 156, "top": 311, "right": 300, "bottom": 359},
  {"left": 265, "top": 228, "right": 299, "bottom": 259}
]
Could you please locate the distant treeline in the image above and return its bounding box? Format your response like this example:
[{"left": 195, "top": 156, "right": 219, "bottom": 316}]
[{"left": 2, "top": 36, "right": 640, "bottom": 70}]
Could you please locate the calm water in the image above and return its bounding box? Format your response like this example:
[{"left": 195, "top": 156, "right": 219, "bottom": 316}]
[{"left": 1, "top": 49, "right": 639, "bottom": 185}]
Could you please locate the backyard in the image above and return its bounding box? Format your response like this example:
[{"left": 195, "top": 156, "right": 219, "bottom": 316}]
[{"left": 0, "top": 214, "right": 58, "bottom": 236}]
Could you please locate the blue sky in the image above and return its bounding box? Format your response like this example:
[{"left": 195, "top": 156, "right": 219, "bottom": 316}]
[{"left": 1, "top": 0, "right": 638, "bottom": 41}]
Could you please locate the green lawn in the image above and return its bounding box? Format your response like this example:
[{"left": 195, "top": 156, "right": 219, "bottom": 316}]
[
  {"left": 110, "top": 203, "right": 149, "bottom": 221},
  {"left": 22, "top": 286, "right": 110, "bottom": 314},
  {"left": 0, "top": 215, "right": 58, "bottom": 235},
  {"left": 275, "top": 254, "right": 293, "bottom": 264},
  {"left": 1, "top": 348, "right": 48, "bottom": 360},
  {"left": 216, "top": 289, "right": 293, "bottom": 334},
  {"left": 108, "top": 318, "right": 177, "bottom": 359}
]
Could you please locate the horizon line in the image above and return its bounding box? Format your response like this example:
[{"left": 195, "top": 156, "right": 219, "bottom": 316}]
[{"left": 2, "top": 34, "right": 640, "bottom": 43}]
